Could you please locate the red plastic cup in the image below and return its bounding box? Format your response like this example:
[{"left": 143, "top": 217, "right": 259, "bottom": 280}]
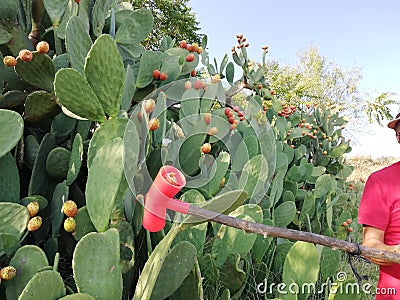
[{"left": 142, "top": 166, "right": 190, "bottom": 232}]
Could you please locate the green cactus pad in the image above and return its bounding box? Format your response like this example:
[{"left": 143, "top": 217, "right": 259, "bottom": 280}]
[
  {"left": 320, "top": 246, "right": 340, "bottom": 281},
  {"left": 87, "top": 117, "right": 129, "bottom": 168},
  {"left": 0, "top": 24, "right": 12, "bottom": 44},
  {"left": 46, "top": 147, "right": 71, "bottom": 179},
  {"left": 115, "top": 8, "right": 154, "bottom": 44},
  {"left": 136, "top": 51, "right": 161, "bottom": 88},
  {"left": 121, "top": 64, "right": 136, "bottom": 111},
  {"left": 238, "top": 154, "right": 269, "bottom": 200},
  {"left": 15, "top": 52, "right": 55, "bottom": 92},
  {"left": 0, "top": 153, "right": 20, "bottom": 202},
  {"left": 150, "top": 241, "right": 197, "bottom": 299},
  {"left": 314, "top": 174, "right": 336, "bottom": 198},
  {"left": 0, "top": 202, "right": 30, "bottom": 236},
  {"left": 273, "top": 201, "right": 296, "bottom": 228},
  {"left": 66, "top": 133, "right": 83, "bottom": 185},
  {"left": 91, "top": 0, "right": 114, "bottom": 37},
  {"left": 73, "top": 206, "right": 96, "bottom": 241},
  {"left": 0, "top": 109, "right": 24, "bottom": 159},
  {"left": 20, "top": 195, "right": 48, "bottom": 210},
  {"left": 43, "top": 0, "right": 69, "bottom": 26},
  {"left": 73, "top": 229, "right": 122, "bottom": 300},
  {"left": 54, "top": 68, "right": 105, "bottom": 121},
  {"left": 6, "top": 245, "right": 49, "bottom": 300},
  {"left": 50, "top": 113, "right": 77, "bottom": 140},
  {"left": 201, "top": 151, "right": 230, "bottom": 195},
  {"left": 86, "top": 138, "right": 124, "bottom": 232},
  {"left": 183, "top": 190, "right": 248, "bottom": 225},
  {"left": 211, "top": 204, "right": 262, "bottom": 266},
  {"left": 220, "top": 254, "right": 246, "bottom": 293},
  {"left": 24, "top": 91, "right": 60, "bottom": 123},
  {"left": 59, "top": 294, "right": 96, "bottom": 300},
  {"left": 0, "top": 0, "right": 18, "bottom": 24},
  {"left": 84, "top": 34, "right": 125, "bottom": 117},
  {"left": 18, "top": 269, "right": 66, "bottom": 299},
  {"left": 28, "top": 133, "right": 57, "bottom": 197},
  {"left": 51, "top": 181, "right": 69, "bottom": 237},
  {"left": 282, "top": 242, "right": 319, "bottom": 300},
  {"left": 133, "top": 226, "right": 181, "bottom": 300}
]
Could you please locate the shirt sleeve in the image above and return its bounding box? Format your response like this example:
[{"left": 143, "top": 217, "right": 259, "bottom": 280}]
[{"left": 358, "top": 175, "right": 390, "bottom": 231}]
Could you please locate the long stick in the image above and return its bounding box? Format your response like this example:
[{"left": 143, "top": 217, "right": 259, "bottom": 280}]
[{"left": 188, "top": 205, "right": 400, "bottom": 264}]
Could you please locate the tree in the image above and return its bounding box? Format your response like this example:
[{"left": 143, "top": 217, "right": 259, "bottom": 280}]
[
  {"left": 263, "top": 47, "right": 398, "bottom": 140},
  {"left": 134, "top": 0, "right": 202, "bottom": 49}
]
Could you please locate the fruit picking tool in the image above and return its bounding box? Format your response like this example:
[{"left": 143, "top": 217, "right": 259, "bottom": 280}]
[{"left": 143, "top": 166, "right": 400, "bottom": 264}]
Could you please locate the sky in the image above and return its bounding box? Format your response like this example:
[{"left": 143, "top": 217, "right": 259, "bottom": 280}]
[{"left": 188, "top": 0, "right": 400, "bottom": 158}]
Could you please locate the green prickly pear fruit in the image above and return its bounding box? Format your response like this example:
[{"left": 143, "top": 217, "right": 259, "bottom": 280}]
[
  {"left": 63, "top": 200, "right": 78, "bottom": 217},
  {"left": 0, "top": 266, "right": 16, "bottom": 281},
  {"left": 3, "top": 56, "right": 17, "bottom": 67},
  {"left": 64, "top": 217, "right": 76, "bottom": 233},
  {"left": 27, "top": 216, "right": 42, "bottom": 232},
  {"left": 18, "top": 49, "right": 33, "bottom": 62},
  {"left": 36, "top": 41, "right": 50, "bottom": 54},
  {"left": 26, "top": 201, "right": 39, "bottom": 217}
]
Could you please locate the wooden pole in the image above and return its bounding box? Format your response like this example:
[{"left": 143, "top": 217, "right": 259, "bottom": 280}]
[{"left": 188, "top": 205, "right": 400, "bottom": 264}]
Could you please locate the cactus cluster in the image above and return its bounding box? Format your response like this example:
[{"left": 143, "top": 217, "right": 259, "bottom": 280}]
[{"left": 0, "top": 1, "right": 363, "bottom": 299}]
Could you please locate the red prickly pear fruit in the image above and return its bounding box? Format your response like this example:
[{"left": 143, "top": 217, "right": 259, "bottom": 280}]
[
  {"left": 63, "top": 200, "right": 78, "bottom": 217},
  {"left": 36, "top": 41, "right": 49, "bottom": 54},
  {"left": 239, "top": 116, "right": 244, "bottom": 121},
  {"left": 186, "top": 53, "right": 195, "bottom": 62},
  {"left": 224, "top": 107, "right": 231, "bottom": 116},
  {"left": 26, "top": 201, "right": 39, "bottom": 218},
  {"left": 347, "top": 227, "right": 353, "bottom": 232},
  {"left": 179, "top": 40, "right": 187, "bottom": 49},
  {"left": 152, "top": 69, "right": 161, "bottom": 80},
  {"left": 229, "top": 124, "right": 237, "bottom": 130},
  {"left": 346, "top": 218, "right": 352, "bottom": 224},
  {"left": 208, "top": 127, "right": 218, "bottom": 136},
  {"left": 64, "top": 217, "right": 76, "bottom": 233},
  {"left": 163, "top": 172, "right": 179, "bottom": 186},
  {"left": 159, "top": 73, "right": 168, "bottom": 81},
  {"left": 190, "top": 69, "right": 197, "bottom": 77},
  {"left": 18, "top": 49, "right": 33, "bottom": 62},
  {"left": 0, "top": 266, "right": 16, "bottom": 281},
  {"left": 342, "top": 221, "right": 348, "bottom": 227},
  {"left": 233, "top": 106, "right": 239, "bottom": 113},
  {"left": 144, "top": 99, "right": 156, "bottom": 114},
  {"left": 201, "top": 143, "right": 211, "bottom": 154},
  {"left": 191, "top": 42, "right": 199, "bottom": 53},
  {"left": 186, "top": 44, "right": 194, "bottom": 52},
  {"left": 3, "top": 56, "right": 17, "bottom": 67},
  {"left": 270, "top": 90, "right": 276, "bottom": 96},
  {"left": 228, "top": 116, "right": 235, "bottom": 124},
  {"left": 74, "top": 0, "right": 80, "bottom": 3},
  {"left": 27, "top": 216, "right": 42, "bottom": 232},
  {"left": 203, "top": 112, "right": 211, "bottom": 124},
  {"left": 193, "top": 79, "right": 203, "bottom": 90},
  {"left": 237, "top": 111, "right": 244, "bottom": 117},
  {"left": 184, "top": 81, "right": 192, "bottom": 89},
  {"left": 148, "top": 118, "right": 160, "bottom": 131}
]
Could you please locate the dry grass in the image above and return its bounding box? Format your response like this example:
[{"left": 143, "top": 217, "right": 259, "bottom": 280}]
[{"left": 345, "top": 155, "right": 399, "bottom": 183}]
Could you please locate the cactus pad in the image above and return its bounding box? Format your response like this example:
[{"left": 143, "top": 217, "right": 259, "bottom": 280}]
[
  {"left": 18, "top": 269, "right": 66, "bottom": 299},
  {"left": 0, "top": 109, "right": 24, "bottom": 158},
  {"left": 0, "top": 153, "right": 20, "bottom": 202},
  {"left": 73, "top": 229, "right": 122, "bottom": 300}
]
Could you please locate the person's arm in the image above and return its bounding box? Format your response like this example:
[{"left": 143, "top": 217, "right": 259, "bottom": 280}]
[{"left": 362, "top": 225, "right": 400, "bottom": 265}]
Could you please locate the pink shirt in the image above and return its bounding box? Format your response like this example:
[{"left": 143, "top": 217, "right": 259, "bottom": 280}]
[{"left": 358, "top": 161, "right": 400, "bottom": 299}]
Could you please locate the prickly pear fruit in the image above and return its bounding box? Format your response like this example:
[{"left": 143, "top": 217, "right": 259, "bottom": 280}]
[
  {"left": 0, "top": 266, "right": 16, "bottom": 281},
  {"left": 186, "top": 53, "right": 195, "bottom": 62},
  {"left": 18, "top": 49, "right": 33, "bottom": 62},
  {"left": 36, "top": 41, "right": 50, "bottom": 54},
  {"left": 144, "top": 99, "right": 155, "bottom": 114},
  {"left": 204, "top": 112, "right": 211, "bottom": 124},
  {"left": 27, "top": 216, "right": 42, "bottom": 232},
  {"left": 208, "top": 127, "right": 218, "bottom": 136},
  {"left": 159, "top": 73, "right": 168, "bottom": 81},
  {"left": 179, "top": 40, "right": 187, "bottom": 49},
  {"left": 64, "top": 217, "right": 76, "bottom": 233},
  {"left": 153, "top": 69, "right": 161, "bottom": 80},
  {"left": 148, "top": 118, "right": 160, "bottom": 131},
  {"left": 63, "top": 200, "right": 78, "bottom": 217},
  {"left": 27, "top": 201, "right": 39, "bottom": 217},
  {"left": 3, "top": 56, "right": 17, "bottom": 67},
  {"left": 201, "top": 143, "right": 211, "bottom": 154}
]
